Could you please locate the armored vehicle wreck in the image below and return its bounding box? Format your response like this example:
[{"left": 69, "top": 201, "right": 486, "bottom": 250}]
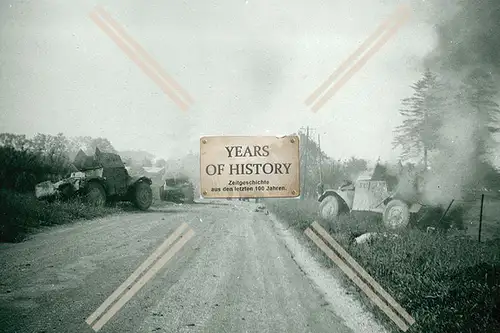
[
  {"left": 35, "top": 148, "right": 153, "bottom": 210},
  {"left": 317, "top": 163, "right": 425, "bottom": 229}
]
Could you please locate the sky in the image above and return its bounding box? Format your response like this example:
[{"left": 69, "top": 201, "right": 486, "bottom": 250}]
[{"left": 0, "top": 0, "right": 439, "bottom": 162}]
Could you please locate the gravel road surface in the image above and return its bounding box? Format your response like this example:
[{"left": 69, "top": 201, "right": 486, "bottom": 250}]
[{"left": 0, "top": 200, "right": 387, "bottom": 333}]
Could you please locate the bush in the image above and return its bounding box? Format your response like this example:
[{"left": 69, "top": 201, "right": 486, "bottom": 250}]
[
  {"left": 0, "top": 189, "right": 119, "bottom": 242},
  {"left": 0, "top": 146, "right": 72, "bottom": 192},
  {"left": 265, "top": 199, "right": 500, "bottom": 333}
]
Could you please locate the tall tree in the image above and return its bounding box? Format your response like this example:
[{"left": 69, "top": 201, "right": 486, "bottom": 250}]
[
  {"left": 393, "top": 69, "right": 443, "bottom": 168},
  {"left": 68, "top": 136, "right": 117, "bottom": 156}
]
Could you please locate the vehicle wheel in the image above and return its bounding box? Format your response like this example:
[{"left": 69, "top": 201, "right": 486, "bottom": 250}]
[
  {"left": 159, "top": 186, "right": 166, "bottom": 201},
  {"left": 133, "top": 182, "right": 153, "bottom": 210},
  {"left": 59, "top": 184, "right": 75, "bottom": 201},
  {"left": 106, "top": 200, "right": 118, "bottom": 208},
  {"left": 319, "top": 195, "right": 341, "bottom": 221},
  {"left": 383, "top": 199, "right": 410, "bottom": 229},
  {"left": 85, "top": 182, "right": 106, "bottom": 207}
]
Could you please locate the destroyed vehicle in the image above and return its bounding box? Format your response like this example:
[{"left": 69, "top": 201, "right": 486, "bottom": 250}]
[
  {"left": 159, "top": 173, "right": 195, "bottom": 204},
  {"left": 317, "top": 163, "right": 423, "bottom": 229},
  {"left": 35, "top": 148, "right": 153, "bottom": 210}
]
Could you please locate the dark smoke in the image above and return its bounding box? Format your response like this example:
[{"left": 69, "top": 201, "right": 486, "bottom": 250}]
[
  {"left": 424, "top": 0, "right": 500, "bottom": 76},
  {"left": 411, "top": 0, "right": 500, "bottom": 205}
]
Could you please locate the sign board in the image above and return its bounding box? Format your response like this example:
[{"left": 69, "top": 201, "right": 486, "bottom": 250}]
[{"left": 200, "top": 135, "right": 300, "bottom": 198}]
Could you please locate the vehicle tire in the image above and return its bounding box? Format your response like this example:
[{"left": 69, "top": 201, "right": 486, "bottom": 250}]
[
  {"left": 133, "top": 182, "right": 153, "bottom": 210},
  {"left": 383, "top": 199, "right": 410, "bottom": 229},
  {"left": 319, "top": 195, "right": 341, "bottom": 221},
  {"left": 159, "top": 186, "right": 166, "bottom": 201},
  {"left": 85, "top": 182, "right": 106, "bottom": 207},
  {"left": 59, "top": 184, "right": 75, "bottom": 201}
]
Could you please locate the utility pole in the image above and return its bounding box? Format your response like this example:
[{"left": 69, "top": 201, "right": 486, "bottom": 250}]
[
  {"left": 302, "top": 126, "right": 310, "bottom": 200},
  {"left": 318, "top": 134, "right": 323, "bottom": 184},
  {"left": 298, "top": 127, "right": 305, "bottom": 196}
]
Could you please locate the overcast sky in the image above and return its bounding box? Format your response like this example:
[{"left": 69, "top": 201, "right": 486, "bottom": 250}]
[{"left": 0, "top": 0, "right": 437, "bottom": 161}]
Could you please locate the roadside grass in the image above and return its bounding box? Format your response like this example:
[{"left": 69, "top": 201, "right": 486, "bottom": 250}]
[
  {"left": 0, "top": 189, "right": 120, "bottom": 243},
  {"left": 265, "top": 198, "right": 500, "bottom": 333},
  {"left": 462, "top": 197, "right": 500, "bottom": 241}
]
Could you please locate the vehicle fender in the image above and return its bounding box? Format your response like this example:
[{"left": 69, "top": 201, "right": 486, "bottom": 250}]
[
  {"left": 128, "top": 176, "right": 152, "bottom": 187},
  {"left": 382, "top": 196, "right": 422, "bottom": 213},
  {"left": 318, "top": 190, "right": 351, "bottom": 211}
]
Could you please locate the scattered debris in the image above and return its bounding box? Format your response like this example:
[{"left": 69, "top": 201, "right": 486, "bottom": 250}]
[
  {"left": 255, "top": 204, "right": 267, "bottom": 213},
  {"left": 355, "top": 232, "right": 378, "bottom": 244},
  {"left": 354, "top": 232, "right": 399, "bottom": 244},
  {"left": 152, "top": 312, "right": 164, "bottom": 317}
]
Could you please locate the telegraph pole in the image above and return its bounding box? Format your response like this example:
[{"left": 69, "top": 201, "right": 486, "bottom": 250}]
[
  {"left": 302, "top": 126, "right": 310, "bottom": 200},
  {"left": 318, "top": 134, "right": 323, "bottom": 184}
]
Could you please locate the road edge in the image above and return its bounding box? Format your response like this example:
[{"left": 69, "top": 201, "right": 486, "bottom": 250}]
[{"left": 265, "top": 210, "right": 389, "bottom": 333}]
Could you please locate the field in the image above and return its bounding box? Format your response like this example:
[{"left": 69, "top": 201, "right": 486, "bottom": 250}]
[{"left": 265, "top": 198, "right": 500, "bottom": 333}]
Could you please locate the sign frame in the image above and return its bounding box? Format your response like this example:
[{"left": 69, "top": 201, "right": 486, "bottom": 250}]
[{"left": 199, "top": 135, "right": 300, "bottom": 199}]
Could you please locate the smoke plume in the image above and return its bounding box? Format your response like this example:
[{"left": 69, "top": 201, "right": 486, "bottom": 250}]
[{"left": 417, "top": 0, "right": 500, "bottom": 206}]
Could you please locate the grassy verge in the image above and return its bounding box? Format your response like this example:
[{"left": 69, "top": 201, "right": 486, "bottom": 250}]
[
  {"left": 265, "top": 198, "right": 500, "bottom": 333},
  {"left": 0, "top": 189, "right": 120, "bottom": 243}
]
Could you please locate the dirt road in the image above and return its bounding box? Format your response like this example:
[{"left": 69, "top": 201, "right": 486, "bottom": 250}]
[{"left": 0, "top": 200, "right": 387, "bottom": 333}]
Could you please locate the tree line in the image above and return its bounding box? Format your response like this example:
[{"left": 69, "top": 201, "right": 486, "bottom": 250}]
[
  {"left": 393, "top": 67, "right": 500, "bottom": 192},
  {"left": 299, "top": 67, "right": 500, "bottom": 199},
  {"left": 0, "top": 133, "right": 117, "bottom": 192}
]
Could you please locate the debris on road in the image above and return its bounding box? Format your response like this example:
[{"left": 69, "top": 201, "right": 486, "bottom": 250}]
[{"left": 255, "top": 204, "right": 268, "bottom": 214}]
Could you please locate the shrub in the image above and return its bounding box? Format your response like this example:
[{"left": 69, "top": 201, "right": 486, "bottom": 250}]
[
  {"left": 0, "top": 146, "right": 72, "bottom": 193},
  {"left": 0, "top": 189, "right": 119, "bottom": 242}
]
